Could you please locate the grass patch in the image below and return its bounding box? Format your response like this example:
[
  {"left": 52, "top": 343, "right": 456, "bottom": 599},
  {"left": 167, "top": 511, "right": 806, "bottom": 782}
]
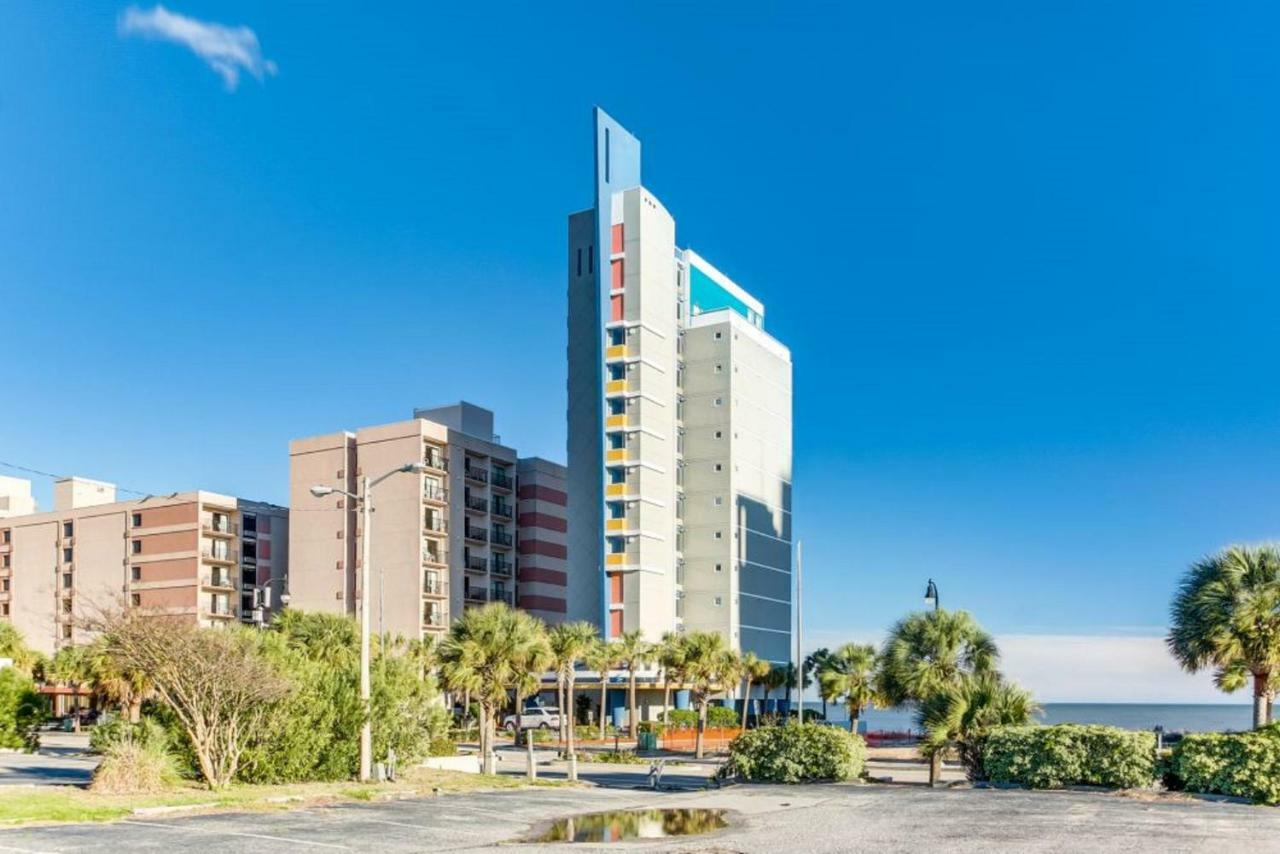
[{"left": 0, "top": 767, "right": 572, "bottom": 827}]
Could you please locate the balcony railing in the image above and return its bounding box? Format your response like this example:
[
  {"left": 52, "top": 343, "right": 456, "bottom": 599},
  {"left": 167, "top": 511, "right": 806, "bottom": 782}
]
[
  {"left": 490, "top": 589, "right": 514, "bottom": 606},
  {"left": 464, "top": 527, "right": 488, "bottom": 543},
  {"left": 423, "top": 612, "right": 446, "bottom": 628},
  {"left": 490, "top": 530, "right": 513, "bottom": 547},
  {"left": 204, "top": 573, "right": 235, "bottom": 590},
  {"left": 423, "top": 484, "right": 448, "bottom": 503},
  {"left": 491, "top": 471, "right": 513, "bottom": 490},
  {"left": 465, "top": 555, "right": 487, "bottom": 572},
  {"left": 202, "top": 520, "right": 238, "bottom": 536},
  {"left": 200, "top": 547, "right": 235, "bottom": 564},
  {"left": 207, "top": 599, "right": 236, "bottom": 617},
  {"left": 464, "top": 466, "right": 489, "bottom": 484},
  {"left": 423, "top": 451, "right": 448, "bottom": 472},
  {"left": 422, "top": 576, "right": 445, "bottom": 596},
  {"left": 423, "top": 516, "right": 448, "bottom": 534},
  {"left": 465, "top": 495, "right": 489, "bottom": 513},
  {"left": 491, "top": 501, "right": 512, "bottom": 519},
  {"left": 422, "top": 548, "right": 445, "bottom": 566},
  {"left": 464, "top": 587, "right": 488, "bottom": 603},
  {"left": 490, "top": 559, "right": 513, "bottom": 577}
]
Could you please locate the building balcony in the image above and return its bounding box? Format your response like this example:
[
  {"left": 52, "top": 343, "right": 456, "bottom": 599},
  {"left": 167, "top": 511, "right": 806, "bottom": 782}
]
[
  {"left": 490, "top": 471, "right": 513, "bottom": 491},
  {"left": 423, "top": 516, "right": 448, "bottom": 536},
  {"left": 206, "top": 601, "right": 237, "bottom": 619},
  {"left": 464, "top": 495, "right": 489, "bottom": 513},
  {"left": 200, "top": 548, "right": 236, "bottom": 565},
  {"left": 421, "top": 548, "right": 446, "bottom": 567},
  {"left": 490, "top": 588, "right": 514, "bottom": 606},
  {"left": 464, "top": 466, "right": 488, "bottom": 485},
  {"left": 202, "top": 520, "right": 238, "bottom": 537},
  {"left": 422, "top": 484, "right": 448, "bottom": 504},
  {"left": 203, "top": 572, "right": 235, "bottom": 591},
  {"left": 605, "top": 344, "right": 631, "bottom": 361},
  {"left": 423, "top": 448, "right": 448, "bottom": 473},
  {"left": 465, "top": 555, "right": 488, "bottom": 573},
  {"left": 423, "top": 612, "right": 446, "bottom": 629},
  {"left": 464, "top": 527, "right": 488, "bottom": 544},
  {"left": 490, "top": 559, "right": 513, "bottom": 578},
  {"left": 464, "top": 587, "right": 488, "bottom": 603},
  {"left": 422, "top": 577, "right": 446, "bottom": 597},
  {"left": 490, "top": 530, "right": 513, "bottom": 548},
  {"left": 491, "top": 501, "right": 513, "bottom": 519}
]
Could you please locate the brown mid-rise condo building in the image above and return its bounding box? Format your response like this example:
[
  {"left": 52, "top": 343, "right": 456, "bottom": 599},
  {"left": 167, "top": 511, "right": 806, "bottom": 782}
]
[
  {"left": 0, "top": 476, "right": 288, "bottom": 656},
  {"left": 288, "top": 402, "right": 575, "bottom": 640}
]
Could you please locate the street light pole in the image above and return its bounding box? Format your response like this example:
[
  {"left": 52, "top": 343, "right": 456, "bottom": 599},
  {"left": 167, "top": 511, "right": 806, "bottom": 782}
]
[
  {"left": 312, "top": 461, "right": 425, "bottom": 783},
  {"left": 794, "top": 540, "right": 803, "bottom": 724},
  {"left": 924, "top": 578, "right": 939, "bottom": 612}
]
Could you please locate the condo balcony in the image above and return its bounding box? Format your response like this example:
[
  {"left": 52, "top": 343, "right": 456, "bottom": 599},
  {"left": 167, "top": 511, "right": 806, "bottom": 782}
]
[
  {"left": 422, "top": 573, "right": 446, "bottom": 596},
  {"left": 422, "top": 483, "right": 448, "bottom": 504},
  {"left": 490, "top": 588, "right": 514, "bottom": 606},
  {"left": 465, "top": 494, "right": 489, "bottom": 513},
  {"left": 465, "top": 554, "right": 488, "bottom": 573},
  {"left": 490, "top": 558, "right": 513, "bottom": 578},
  {"left": 200, "top": 547, "right": 236, "bottom": 565},
  {"left": 203, "top": 571, "right": 235, "bottom": 590},
  {"left": 423, "top": 612, "right": 446, "bottom": 628},
  {"left": 423, "top": 515, "right": 448, "bottom": 536},
  {"left": 464, "top": 466, "right": 489, "bottom": 484},
  {"left": 490, "top": 530, "right": 513, "bottom": 548},
  {"left": 423, "top": 447, "right": 448, "bottom": 472},
  {"left": 201, "top": 519, "right": 238, "bottom": 537},
  {"left": 491, "top": 470, "right": 513, "bottom": 491},
  {"left": 464, "top": 526, "right": 488, "bottom": 544},
  {"left": 421, "top": 547, "right": 445, "bottom": 567},
  {"left": 491, "top": 500, "right": 513, "bottom": 519},
  {"left": 464, "top": 587, "right": 488, "bottom": 603}
]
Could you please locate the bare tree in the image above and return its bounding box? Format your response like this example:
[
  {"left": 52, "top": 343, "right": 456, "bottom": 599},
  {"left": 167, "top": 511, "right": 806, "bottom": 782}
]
[{"left": 95, "top": 612, "right": 289, "bottom": 789}]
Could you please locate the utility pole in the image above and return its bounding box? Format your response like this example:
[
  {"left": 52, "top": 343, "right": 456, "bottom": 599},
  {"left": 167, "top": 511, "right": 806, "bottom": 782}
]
[
  {"left": 359, "top": 473, "right": 373, "bottom": 783},
  {"left": 795, "top": 540, "right": 803, "bottom": 724}
]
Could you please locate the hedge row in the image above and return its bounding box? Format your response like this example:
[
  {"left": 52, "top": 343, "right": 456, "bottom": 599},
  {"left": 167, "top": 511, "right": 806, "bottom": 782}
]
[
  {"left": 1168, "top": 724, "right": 1280, "bottom": 804},
  {"left": 983, "top": 725, "right": 1155, "bottom": 789},
  {"left": 726, "top": 724, "right": 865, "bottom": 783}
]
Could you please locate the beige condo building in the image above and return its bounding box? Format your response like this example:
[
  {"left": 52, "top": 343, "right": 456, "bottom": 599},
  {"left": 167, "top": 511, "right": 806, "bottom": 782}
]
[{"left": 0, "top": 476, "right": 288, "bottom": 656}]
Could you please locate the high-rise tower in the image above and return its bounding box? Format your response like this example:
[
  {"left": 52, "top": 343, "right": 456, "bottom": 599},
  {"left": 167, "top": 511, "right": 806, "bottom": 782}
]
[{"left": 567, "top": 109, "right": 794, "bottom": 664}]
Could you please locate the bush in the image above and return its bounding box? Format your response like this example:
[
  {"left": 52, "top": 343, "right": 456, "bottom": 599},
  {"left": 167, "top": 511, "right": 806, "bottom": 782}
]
[
  {"left": 91, "top": 739, "right": 180, "bottom": 794},
  {"left": 594, "top": 749, "right": 646, "bottom": 764},
  {"left": 1169, "top": 724, "right": 1280, "bottom": 804},
  {"left": 427, "top": 737, "right": 457, "bottom": 757},
  {"left": 89, "top": 718, "right": 171, "bottom": 755},
  {"left": 660, "top": 706, "right": 739, "bottom": 729},
  {"left": 983, "top": 725, "right": 1155, "bottom": 789},
  {"left": 726, "top": 724, "right": 865, "bottom": 783},
  {"left": 0, "top": 668, "right": 45, "bottom": 751}
]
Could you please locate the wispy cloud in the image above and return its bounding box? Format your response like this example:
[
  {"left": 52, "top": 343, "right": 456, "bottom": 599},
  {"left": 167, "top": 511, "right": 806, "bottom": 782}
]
[{"left": 118, "top": 5, "right": 276, "bottom": 91}]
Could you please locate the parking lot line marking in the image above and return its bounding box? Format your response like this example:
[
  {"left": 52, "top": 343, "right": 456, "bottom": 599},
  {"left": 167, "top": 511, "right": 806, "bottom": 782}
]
[
  {"left": 118, "top": 820, "right": 350, "bottom": 849},
  {"left": 432, "top": 804, "right": 523, "bottom": 821},
  {"left": 0, "top": 844, "right": 60, "bottom": 854}
]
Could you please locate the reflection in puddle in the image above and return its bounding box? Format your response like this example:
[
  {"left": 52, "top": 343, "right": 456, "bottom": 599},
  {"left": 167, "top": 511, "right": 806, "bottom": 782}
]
[{"left": 528, "top": 808, "right": 729, "bottom": 843}]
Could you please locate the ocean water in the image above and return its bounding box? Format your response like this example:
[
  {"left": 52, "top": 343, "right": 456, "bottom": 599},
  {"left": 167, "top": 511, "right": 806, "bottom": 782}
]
[{"left": 805, "top": 703, "right": 1255, "bottom": 734}]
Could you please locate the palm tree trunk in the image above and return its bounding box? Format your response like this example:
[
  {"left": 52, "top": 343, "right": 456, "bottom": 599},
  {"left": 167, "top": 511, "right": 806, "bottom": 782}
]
[
  {"left": 695, "top": 697, "right": 707, "bottom": 759},
  {"left": 598, "top": 678, "right": 608, "bottom": 740},
  {"left": 566, "top": 675, "right": 577, "bottom": 760},
  {"left": 848, "top": 704, "right": 859, "bottom": 733},
  {"left": 929, "top": 749, "right": 942, "bottom": 787},
  {"left": 1255, "top": 671, "right": 1271, "bottom": 729},
  {"left": 558, "top": 675, "right": 567, "bottom": 756},
  {"left": 479, "top": 704, "right": 494, "bottom": 775},
  {"left": 628, "top": 669, "right": 638, "bottom": 740},
  {"left": 740, "top": 677, "right": 752, "bottom": 731}
]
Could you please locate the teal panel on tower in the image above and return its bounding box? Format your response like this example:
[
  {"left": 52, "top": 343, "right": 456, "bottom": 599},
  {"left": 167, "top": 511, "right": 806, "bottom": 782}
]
[{"left": 689, "top": 263, "right": 752, "bottom": 321}]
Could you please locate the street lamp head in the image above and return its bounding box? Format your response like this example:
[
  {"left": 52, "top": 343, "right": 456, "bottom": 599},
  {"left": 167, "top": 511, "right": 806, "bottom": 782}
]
[
  {"left": 400, "top": 462, "right": 428, "bottom": 474},
  {"left": 924, "top": 578, "right": 939, "bottom": 610},
  {"left": 310, "top": 485, "right": 335, "bottom": 498}
]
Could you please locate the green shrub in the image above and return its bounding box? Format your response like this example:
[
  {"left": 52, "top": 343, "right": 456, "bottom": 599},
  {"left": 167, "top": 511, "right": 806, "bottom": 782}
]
[
  {"left": 0, "top": 668, "right": 45, "bottom": 751},
  {"left": 726, "top": 723, "right": 865, "bottom": 783},
  {"left": 660, "top": 706, "right": 739, "bottom": 729},
  {"left": 427, "top": 737, "right": 457, "bottom": 757},
  {"left": 1170, "top": 724, "right": 1280, "bottom": 804},
  {"left": 594, "top": 749, "right": 646, "bottom": 764},
  {"left": 89, "top": 718, "right": 170, "bottom": 755},
  {"left": 983, "top": 725, "right": 1155, "bottom": 789}
]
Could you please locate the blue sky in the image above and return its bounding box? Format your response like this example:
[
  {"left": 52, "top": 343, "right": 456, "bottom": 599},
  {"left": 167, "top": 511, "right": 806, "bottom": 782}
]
[{"left": 4, "top": 3, "right": 1279, "bottom": 700}]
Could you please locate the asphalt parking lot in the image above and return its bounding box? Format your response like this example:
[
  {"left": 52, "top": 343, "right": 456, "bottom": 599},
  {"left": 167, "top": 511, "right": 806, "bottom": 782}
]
[{"left": 2, "top": 781, "right": 1278, "bottom": 852}]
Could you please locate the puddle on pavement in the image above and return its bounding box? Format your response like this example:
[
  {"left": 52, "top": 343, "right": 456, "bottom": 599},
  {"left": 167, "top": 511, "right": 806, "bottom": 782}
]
[{"left": 526, "top": 808, "right": 729, "bottom": 843}]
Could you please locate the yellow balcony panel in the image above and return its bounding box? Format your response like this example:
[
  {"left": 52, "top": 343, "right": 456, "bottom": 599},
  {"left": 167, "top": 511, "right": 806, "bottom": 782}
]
[
  {"left": 606, "top": 519, "right": 625, "bottom": 532},
  {"left": 606, "top": 554, "right": 625, "bottom": 566},
  {"left": 605, "top": 380, "right": 627, "bottom": 394},
  {"left": 605, "top": 483, "right": 626, "bottom": 497},
  {"left": 605, "top": 345, "right": 628, "bottom": 360},
  {"left": 606, "top": 415, "right": 626, "bottom": 428},
  {"left": 606, "top": 449, "right": 626, "bottom": 462}
]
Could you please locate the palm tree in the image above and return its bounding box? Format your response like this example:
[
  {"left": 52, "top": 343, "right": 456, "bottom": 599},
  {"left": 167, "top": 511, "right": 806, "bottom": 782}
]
[
  {"left": 84, "top": 638, "right": 153, "bottom": 722},
  {"left": 739, "top": 652, "right": 770, "bottom": 731},
  {"left": 548, "top": 621, "right": 598, "bottom": 773},
  {"left": 805, "top": 647, "right": 833, "bottom": 718},
  {"left": 614, "top": 630, "right": 654, "bottom": 740},
  {"left": 657, "top": 632, "right": 688, "bottom": 724},
  {"left": 817, "top": 642, "right": 880, "bottom": 732},
  {"left": 48, "top": 645, "right": 90, "bottom": 729},
  {"left": 878, "top": 609, "right": 999, "bottom": 786},
  {"left": 1169, "top": 545, "right": 1280, "bottom": 728},
  {"left": 508, "top": 613, "right": 551, "bottom": 780},
  {"left": 584, "top": 639, "right": 619, "bottom": 740},
  {"left": 440, "top": 603, "right": 546, "bottom": 775},
  {"left": 0, "top": 623, "right": 37, "bottom": 675},
  {"left": 918, "top": 672, "right": 1038, "bottom": 781},
  {"left": 680, "top": 631, "right": 736, "bottom": 758},
  {"left": 763, "top": 664, "right": 788, "bottom": 716}
]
